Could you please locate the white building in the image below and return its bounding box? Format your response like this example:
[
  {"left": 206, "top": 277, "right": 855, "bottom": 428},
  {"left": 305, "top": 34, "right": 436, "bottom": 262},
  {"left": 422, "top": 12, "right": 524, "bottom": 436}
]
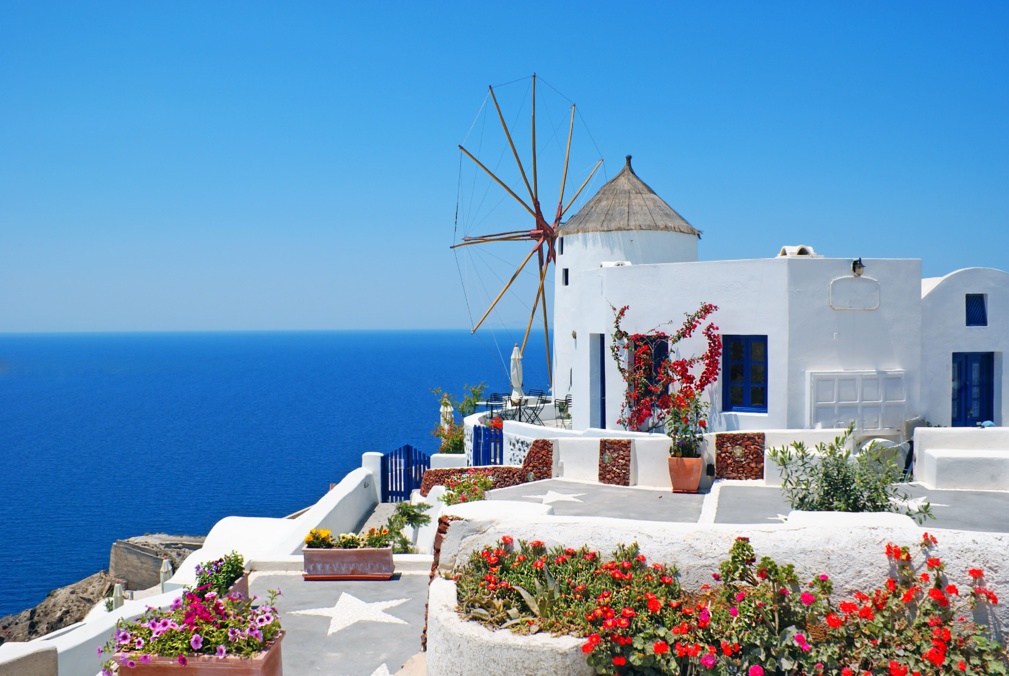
[{"left": 553, "top": 156, "right": 1008, "bottom": 438}]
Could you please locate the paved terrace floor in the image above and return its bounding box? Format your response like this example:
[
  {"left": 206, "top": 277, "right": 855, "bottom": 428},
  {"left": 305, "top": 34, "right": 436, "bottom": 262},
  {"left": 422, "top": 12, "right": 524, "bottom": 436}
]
[{"left": 263, "top": 479, "right": 1009, "bottom": 675}]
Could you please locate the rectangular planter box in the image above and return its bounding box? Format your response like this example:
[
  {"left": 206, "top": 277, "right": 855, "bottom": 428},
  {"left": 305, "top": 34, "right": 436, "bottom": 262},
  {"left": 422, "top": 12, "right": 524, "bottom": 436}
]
[
  {"left": 302, "top": 546, "right": 394, "bottom": 581},
  {"left": 118, "top": 631, "right": 284, "bottom": 675}
]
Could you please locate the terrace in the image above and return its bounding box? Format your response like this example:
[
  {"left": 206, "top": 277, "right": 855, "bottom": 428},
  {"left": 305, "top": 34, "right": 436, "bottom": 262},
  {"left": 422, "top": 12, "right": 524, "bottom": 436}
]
[{"left": 2, "top": 423, "right": 1009, "bottom": 675}]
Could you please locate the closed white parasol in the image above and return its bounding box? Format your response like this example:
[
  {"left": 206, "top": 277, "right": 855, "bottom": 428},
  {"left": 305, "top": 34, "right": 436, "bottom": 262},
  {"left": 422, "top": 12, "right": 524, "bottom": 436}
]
[{"left": 510, "top": 344, "right": 524, "bottom": 404}]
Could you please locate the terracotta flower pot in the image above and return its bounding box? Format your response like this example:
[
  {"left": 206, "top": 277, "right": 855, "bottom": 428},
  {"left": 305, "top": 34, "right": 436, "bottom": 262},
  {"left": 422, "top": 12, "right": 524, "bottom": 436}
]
[
  {"left": 302, "top": 546, "right": 395, "bottom": 581},
  {"left": 667, "top": 456, "right": 703, "bottom": 493},
  {"left": 118, "top": 631, "right": 284, "bottom": 675}
]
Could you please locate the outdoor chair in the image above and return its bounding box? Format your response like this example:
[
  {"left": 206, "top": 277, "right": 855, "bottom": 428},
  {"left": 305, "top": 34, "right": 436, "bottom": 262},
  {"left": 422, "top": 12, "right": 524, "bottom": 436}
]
[
  {"left": 485, "top": 392, "right": 506, "bottom": 417},
  {"left": 520, "top": 398, "right": 545, "bottom": 425}
]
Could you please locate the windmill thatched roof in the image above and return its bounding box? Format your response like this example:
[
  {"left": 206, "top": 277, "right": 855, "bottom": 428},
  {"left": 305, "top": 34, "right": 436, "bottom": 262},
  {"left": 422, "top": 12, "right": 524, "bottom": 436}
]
[{"left": 560, "top": 156, "right": 701, "bottom": 237}]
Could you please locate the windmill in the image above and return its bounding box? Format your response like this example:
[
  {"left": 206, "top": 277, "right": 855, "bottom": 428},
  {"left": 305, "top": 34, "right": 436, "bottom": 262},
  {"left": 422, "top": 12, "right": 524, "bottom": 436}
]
[{"left": 452, "top": 74, "right": 603, "bottom": 388}]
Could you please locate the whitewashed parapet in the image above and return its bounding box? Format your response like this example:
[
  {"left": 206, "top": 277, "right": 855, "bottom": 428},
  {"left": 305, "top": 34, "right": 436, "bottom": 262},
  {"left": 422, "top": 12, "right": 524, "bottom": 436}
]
[
  {"left": 915, "top": 427, "right": 1009, "bottom": 490},
  {"left": 0, "top": 642, "right": 57, "bottom": 676},
  {"left": 427, "top": 576, "right": 593, "bottom": 676}
]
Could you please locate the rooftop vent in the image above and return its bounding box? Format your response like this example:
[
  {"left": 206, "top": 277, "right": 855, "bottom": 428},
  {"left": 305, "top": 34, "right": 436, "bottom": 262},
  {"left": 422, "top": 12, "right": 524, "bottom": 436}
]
[{"left": 777, "top": 245, "right": 820, "bottom": 258}]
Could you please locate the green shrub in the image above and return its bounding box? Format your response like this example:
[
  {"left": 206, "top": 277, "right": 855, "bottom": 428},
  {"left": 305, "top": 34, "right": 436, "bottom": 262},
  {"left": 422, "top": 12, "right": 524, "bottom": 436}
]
[
  {"left": 767, "top": 426, "right": 932, "bottom": 524},
  {"left": 194, "top": 551, "right": 245, "bottom": 597},
  {"left": 440, "top": 468, "right": 495, "bottom": 506}
]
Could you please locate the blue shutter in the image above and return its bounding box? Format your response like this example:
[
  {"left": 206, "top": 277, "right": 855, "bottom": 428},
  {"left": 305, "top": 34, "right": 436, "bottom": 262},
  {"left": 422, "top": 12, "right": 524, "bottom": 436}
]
[{"left": 966, "top": 294, "right": 988, "bottom": 327}]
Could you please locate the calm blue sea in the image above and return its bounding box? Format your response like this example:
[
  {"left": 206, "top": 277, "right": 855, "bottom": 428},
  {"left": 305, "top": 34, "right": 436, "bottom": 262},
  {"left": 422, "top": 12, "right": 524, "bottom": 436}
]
[{"left": 0, "top": 330, "right": 548, "bottom": 618}]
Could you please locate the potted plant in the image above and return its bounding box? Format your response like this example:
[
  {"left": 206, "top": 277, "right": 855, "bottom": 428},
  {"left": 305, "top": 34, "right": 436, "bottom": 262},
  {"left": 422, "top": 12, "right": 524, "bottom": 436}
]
[
  {"left": 666, "top": 391, "right": 709, "bottom": 493},
  {"left": 100, "top": 570, "right": 283, "bottom": 675},
  {"left": 194, "top": 551, "right": 248, "bottom": 600},
  {"left": 302, "top": 502, "right": 430, "bottom": 581}
]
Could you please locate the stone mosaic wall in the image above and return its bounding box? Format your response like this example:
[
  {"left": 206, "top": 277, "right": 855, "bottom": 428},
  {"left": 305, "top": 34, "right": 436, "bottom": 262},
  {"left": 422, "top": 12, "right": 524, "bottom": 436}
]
[
  {"left": 597, "top": 439, "right": 631, "bottom": 486},
  {"left": 715, "top": 432, "right": 765, "bottom": 480},
  {"left": 420, "top": 439, "right": 554, "bottom": 497}
]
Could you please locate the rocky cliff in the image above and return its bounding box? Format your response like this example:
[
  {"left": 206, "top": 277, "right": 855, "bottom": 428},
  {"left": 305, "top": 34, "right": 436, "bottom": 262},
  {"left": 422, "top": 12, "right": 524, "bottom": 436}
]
[
  {"left": 0, "top": 533, "right": 204, "bottom": 646},
  {"left": 0, "top": 571, "right": 114, "bottom": 645}
]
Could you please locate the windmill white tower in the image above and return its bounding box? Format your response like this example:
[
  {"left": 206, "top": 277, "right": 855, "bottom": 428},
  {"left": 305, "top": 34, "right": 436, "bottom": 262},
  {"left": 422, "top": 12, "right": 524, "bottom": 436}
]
[{"left": 552, "top": 155, "right": 702, "bottom": 424}]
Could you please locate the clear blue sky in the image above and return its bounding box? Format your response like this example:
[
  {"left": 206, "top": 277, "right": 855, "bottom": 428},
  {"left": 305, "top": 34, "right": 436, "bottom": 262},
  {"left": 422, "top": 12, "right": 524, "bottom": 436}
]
[{"left": 1, "top": 1, "right": 1006, "bottom": 332}]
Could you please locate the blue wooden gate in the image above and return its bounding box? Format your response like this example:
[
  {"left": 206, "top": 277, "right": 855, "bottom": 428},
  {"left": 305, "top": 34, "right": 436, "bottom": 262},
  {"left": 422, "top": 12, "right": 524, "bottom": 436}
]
[
  {"left": 472, "top": 426, "right": 503, "bottom": 466},
  {"left": 381, "top": 444, "right": 430, "bottom": 502}
]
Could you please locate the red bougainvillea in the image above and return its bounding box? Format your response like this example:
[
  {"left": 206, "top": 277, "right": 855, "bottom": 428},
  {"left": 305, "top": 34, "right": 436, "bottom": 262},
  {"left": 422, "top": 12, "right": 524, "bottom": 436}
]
[{"left": 610, "top": 304, "right": 721, "bottom": 447}]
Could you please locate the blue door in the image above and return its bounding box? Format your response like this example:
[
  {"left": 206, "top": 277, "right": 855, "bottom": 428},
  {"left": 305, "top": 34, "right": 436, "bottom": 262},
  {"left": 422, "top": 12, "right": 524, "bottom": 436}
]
[{"left": 951, "top": 352, "right": 994, "bottom": 427}]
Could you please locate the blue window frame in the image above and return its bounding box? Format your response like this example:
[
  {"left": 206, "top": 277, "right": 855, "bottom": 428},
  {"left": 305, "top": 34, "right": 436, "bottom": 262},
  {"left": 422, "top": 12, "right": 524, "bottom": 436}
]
[
  {"left": 722, "top": 335, "right": 768, "bottom": 413},
  {"left": 966, "top": 294, "right": 988, "bottom": 326}
]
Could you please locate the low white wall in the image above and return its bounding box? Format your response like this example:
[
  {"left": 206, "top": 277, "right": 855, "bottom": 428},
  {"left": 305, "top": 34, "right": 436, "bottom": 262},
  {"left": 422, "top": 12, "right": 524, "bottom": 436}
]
[
  {"left": 431, "top": 453, "right": 468, "bottom": 469},
  {"left": 410, "top": 486, "right": 445, "bottom": 555},
  {"left": 0, "top": 642, "right": 56, "bottom": 676},
  {"left": 915, "top": 427, "right": 1009, "bottom": 489},
  {"left": 555, "top": 438, "right": 600, "bottom": 481},
  {"left": 31, "top": 590, "right": 179, "bottom": 676},
  {"left": 15, "top": 463, "right": 383, "bottom": 676},
  {"left": 170, "top": 467, "right": 379, "bottom": 588},
  {"left": 437, "top": 513, "right": 1009, "bottom": 642},
  {"left": 426, "top": 577, "right": 592, "bottom": 676},
  {"left": 631, "top": 436, "right": 671, "bottom": 488},
  {"left": 916, "top": 427, "right": 1009, "bottom": 452}
]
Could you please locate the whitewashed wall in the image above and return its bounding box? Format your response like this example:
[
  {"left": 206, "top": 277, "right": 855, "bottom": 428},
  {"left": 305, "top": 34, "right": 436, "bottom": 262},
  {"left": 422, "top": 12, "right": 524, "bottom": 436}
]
[
  {"left": 556, "top": 256, "right": 924, "bottom": 435},
  {"left": 921, "top": 267, "right": 1009, "bottom": 426},
  {"left": 553, "top": 229, "right": 698, "bottom": 411}
]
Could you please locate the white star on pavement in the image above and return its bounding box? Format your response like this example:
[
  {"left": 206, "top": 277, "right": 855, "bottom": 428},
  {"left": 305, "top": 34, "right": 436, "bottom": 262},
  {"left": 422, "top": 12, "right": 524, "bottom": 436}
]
[
  {"left": 522, "top": 490, "right": 585, "bottom": 504},
  {"left": 893, "top": 496, "right": 948, "bottom": 510},
  {"left": 292, "top": 593, "right": 409, "bottom": 636}
]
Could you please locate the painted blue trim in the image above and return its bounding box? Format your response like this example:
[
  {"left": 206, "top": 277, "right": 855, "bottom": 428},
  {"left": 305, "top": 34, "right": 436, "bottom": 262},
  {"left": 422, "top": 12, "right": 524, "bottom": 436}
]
[{"left": 722, "top": 335, "right": 768, "bottom": 413}]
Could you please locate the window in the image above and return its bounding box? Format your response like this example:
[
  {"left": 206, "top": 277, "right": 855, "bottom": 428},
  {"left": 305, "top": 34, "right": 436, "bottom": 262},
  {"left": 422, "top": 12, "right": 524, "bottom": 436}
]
[
  {"left": 558, "top": 237, "right": 564, "bottom": 255},
  {"left": 966, "top": 294, "right": 988, "bottom": 326},
  {"left": 631, "top": 336, "right": 669, "bottom": 392},
  {"left": 722, "top": 335, "right": 768, "bottom": 412},
  {"left": 562, "top": 268, "right": 569, "bottom": 286}
]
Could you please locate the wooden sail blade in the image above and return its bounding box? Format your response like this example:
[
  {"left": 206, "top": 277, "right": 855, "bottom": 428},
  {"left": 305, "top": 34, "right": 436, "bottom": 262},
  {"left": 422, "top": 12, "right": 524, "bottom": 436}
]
[
  {"left": 488, "top": 85, "right": 536, "bottom": 206},
  {"left": 518, "top": 259, "right": 554, "bottom": 388},
  {"left": 520, "top": 271, "right": 543, "bottom": 354},
  {"left": 470, "top": 243, "right": 540, "bottom": 334},
  {"left": 451, "top": 236, "right": 530, "bottom": 249},
  {"left": 555, "top": 104, "right": 576, "bottom": 220},
  {"left": 451, "top": 231, "right": 532, "bottom": 249},
  {"left": 561, "top": 158, "right": 604, "bottom": 217},
  {"left": 459, "top": 145, "right": 535, "bottom": 217}
]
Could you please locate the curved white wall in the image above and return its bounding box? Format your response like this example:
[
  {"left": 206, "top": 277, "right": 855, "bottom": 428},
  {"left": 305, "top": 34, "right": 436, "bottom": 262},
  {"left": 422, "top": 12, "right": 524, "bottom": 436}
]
[{"left": 921, "top": 268, "right": 1009, "bottom": 426}]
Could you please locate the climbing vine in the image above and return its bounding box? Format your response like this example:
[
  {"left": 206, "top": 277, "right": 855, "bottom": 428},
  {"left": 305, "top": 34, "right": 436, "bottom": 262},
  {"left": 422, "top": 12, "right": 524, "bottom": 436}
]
[{"left": 610, "top": 303, "right": 722, "bottom": 451}]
